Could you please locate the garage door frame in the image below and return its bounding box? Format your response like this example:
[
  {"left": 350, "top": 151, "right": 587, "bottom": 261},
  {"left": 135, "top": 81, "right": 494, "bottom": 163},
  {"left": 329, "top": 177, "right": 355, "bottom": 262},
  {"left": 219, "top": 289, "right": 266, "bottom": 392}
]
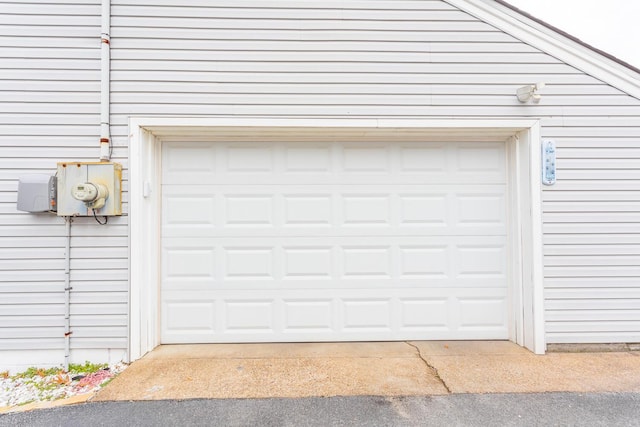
[{"left": 128, "top": 117, "right": 545, "bottom": 361}]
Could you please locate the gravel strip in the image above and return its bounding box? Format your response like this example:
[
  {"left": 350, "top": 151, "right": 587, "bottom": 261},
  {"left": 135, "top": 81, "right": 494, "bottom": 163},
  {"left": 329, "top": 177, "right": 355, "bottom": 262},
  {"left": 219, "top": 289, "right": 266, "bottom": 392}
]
[{"left": 0, "top": 363, "right": 127, "bottom": 408}]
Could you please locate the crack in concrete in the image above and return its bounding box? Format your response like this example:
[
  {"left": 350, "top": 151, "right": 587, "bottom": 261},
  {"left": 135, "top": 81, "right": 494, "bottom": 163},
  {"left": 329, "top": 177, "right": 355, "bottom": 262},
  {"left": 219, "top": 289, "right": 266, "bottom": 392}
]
[{"left": 404, "top": 342, "right": 451, "bottom": 394}]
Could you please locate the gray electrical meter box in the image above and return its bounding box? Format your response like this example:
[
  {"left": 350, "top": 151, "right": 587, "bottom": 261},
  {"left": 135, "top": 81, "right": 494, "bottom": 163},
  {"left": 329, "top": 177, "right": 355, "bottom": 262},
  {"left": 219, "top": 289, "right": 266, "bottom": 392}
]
[{"left": 17, "top": 174, "right": 57, "bottom": 213}]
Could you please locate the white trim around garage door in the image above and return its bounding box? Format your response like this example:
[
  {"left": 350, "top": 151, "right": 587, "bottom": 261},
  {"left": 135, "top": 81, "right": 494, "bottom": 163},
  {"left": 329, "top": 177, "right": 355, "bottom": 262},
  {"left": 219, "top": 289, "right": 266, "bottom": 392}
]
[{"left": 128, "top": 117, "right": 545, "bottom": 361}]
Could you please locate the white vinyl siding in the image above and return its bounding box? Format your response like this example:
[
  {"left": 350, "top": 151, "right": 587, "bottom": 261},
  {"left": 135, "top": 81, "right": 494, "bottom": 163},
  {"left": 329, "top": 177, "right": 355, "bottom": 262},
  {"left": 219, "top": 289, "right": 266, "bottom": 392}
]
[
  {"left": 0, "top": 1, "right": 127, "bottom": 368},
  {"left": 542, "top": 139, "right": 640, "bottom": 343},
  {"left": 107, "top": 0, "right": 640, "bottom": 343},
  {"left": 0, "top": 0, "right": 638, "bottom": 368}
]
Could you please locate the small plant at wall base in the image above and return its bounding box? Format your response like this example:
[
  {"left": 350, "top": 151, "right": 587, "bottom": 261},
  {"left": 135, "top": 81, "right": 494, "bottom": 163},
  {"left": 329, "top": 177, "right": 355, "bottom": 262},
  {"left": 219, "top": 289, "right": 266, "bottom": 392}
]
[
  {"left": 68, "top": 361, "right": 109, "bottom": 376},
  {"left": 13, "top": 367, "right": 61, "bottom": 379}
]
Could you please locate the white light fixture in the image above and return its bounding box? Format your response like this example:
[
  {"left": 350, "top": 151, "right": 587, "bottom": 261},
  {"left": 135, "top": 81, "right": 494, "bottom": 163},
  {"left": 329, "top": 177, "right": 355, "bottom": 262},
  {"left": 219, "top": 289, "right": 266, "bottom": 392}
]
[{"left": 517, "top": 83, "right": 545, "bottom": 104}]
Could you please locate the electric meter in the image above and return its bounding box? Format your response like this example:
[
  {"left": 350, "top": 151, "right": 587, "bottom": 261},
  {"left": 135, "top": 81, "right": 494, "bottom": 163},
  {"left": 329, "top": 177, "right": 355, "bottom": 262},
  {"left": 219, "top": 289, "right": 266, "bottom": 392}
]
[{"left": 71, "top": 182, "right": 109, "bottom": 209}]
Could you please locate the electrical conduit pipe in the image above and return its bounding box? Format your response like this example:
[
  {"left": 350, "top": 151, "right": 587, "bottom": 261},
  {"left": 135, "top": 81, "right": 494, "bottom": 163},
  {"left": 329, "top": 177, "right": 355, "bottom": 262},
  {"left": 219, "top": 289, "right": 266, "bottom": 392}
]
[{"left": 100, "top": 0, "right": 111, "bottom": 161}]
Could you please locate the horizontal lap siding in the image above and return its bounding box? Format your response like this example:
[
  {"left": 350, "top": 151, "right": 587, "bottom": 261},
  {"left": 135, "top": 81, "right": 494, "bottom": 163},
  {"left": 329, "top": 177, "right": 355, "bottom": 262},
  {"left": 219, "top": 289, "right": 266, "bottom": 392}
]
[
  {"left": 108, "top": 0, "right": 640, "bottom": 344},
  {"left": 543, "top": 139, "right": 640, "bottom": 343},
  {"left": 1, "top": 0, "right": 639, "bottom": 363},
  {"left": 0, "top": 1, "right": 128, "bottom": 361}
]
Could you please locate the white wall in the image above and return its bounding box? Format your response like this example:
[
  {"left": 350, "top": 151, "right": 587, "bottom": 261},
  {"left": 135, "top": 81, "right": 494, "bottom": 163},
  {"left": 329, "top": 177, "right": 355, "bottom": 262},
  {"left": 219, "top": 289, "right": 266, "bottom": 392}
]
[
  {"left": 0, "top": 1, "right": 128, "bottom": 372},
  {"left": 0, "top": 0, "right": 638, "bottom": 370},
  {"left": 110, "top": 0, "right": 640, "bottom": 344}
]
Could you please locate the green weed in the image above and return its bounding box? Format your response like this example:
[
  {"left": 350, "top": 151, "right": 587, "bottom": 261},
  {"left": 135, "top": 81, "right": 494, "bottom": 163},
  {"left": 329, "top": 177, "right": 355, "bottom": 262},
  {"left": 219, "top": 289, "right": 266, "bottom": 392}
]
[
  {"left": 13, "top": 367, "right": 63, "bottom": 379},
  {"left": 68, "top": 361, "right": 108, "bottom": 375},
  {"left": 10, "top": 361, "right": 107, "bottom": 381}
]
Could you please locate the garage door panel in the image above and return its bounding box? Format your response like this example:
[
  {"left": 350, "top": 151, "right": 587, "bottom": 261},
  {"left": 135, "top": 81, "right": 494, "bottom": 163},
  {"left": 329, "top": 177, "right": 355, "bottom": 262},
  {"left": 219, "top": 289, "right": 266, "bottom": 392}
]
[
  {"left": 284, "top": 247, "right": 333, "bottom": 279},
  {"left": 161, "top": 139, "right": 509, "bottom": 343},
  {"left": 224, "top": 300, "right": 275, "bottom": 332},
  {"left": 162, "top": 227, "right": 507, "bottom": 238},
  {"left": 162, "top": 277, "right": 508, "bottom": 291},
  {"left": 163, "top": 194, "right": 216, "bottom": 228},
  {"left": 164, "top": 174, "right": 505, "bottom": 186},
  {"left": 455, "top": 244, "right": 508, "bottom": 278},
  {"left": 162, "top": 185, "right": 507, "bottom": 237},
  {"left": 342, "top": 144, "right": 391, "bottom": 172},
  {"left": 163, "top": 142, "right": 217, "bottom": 184},
  {"left": 458, "top": 298, "right": 508, "bottom": 329},
  {"left": 162, "top": 236, "right": 508, "bottom": 245},
  {"left": 283, "top": 299, "right": 334, "bottom": 332},
  {"left": 342, "top": 299, "right": 393, "bottom": 331},
  {"left": 164, "top": 247, "right": 216, "bottom": 279},
  {"left": 161, "top": 288, "right": 509, "bottom": 342},
  {"left": 162, "top": 141, "right": 505, "bottom": 185},
  {"left": 456, "top": 144, "right": 506, "bottom": 174},
  {"left": 163, "top": 300, "right": 216, "bottom": 335},
  {"left": 162, "top": 184, "right": 506, "bottom": 195},
  {"left": 161, "top": 236, "right": 508, "bottom": 291}
]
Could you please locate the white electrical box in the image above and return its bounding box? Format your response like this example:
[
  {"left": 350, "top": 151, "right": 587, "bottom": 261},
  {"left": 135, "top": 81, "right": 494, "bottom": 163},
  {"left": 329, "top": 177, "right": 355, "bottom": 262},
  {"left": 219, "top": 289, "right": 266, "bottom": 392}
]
[{"left": 56, "top": 162, "right": 122, "bottom": 216}]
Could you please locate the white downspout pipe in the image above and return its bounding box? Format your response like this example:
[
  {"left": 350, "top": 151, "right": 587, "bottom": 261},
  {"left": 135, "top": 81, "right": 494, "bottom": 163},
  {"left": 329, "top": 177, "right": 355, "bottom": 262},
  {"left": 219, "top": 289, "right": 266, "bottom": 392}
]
[
  {"left": 100, "top": 0, "right": 111, "bottom": 161},
  {"left": 64, "top": 217, "right": 73, "bottom": 371}
]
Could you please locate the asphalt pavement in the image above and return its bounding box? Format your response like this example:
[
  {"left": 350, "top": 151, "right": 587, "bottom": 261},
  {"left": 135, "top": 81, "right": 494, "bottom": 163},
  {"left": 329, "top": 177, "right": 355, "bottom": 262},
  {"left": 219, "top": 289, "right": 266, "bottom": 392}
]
[{"left": 2, "top": 393, "right": 640, "bottom": 427}]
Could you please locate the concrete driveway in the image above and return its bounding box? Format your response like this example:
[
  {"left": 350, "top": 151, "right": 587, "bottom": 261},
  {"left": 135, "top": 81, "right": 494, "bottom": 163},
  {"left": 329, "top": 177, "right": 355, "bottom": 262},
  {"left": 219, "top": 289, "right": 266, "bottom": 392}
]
[{"left": 93, "top": 341, "right": 640, "bottom": 401}]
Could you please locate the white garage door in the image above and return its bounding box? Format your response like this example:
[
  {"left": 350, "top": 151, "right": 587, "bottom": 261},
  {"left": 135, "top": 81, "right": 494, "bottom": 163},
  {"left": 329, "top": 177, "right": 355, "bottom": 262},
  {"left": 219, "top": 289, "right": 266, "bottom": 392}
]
[{"left": 160, "top": 140, "right": 509, "bottom": 343}]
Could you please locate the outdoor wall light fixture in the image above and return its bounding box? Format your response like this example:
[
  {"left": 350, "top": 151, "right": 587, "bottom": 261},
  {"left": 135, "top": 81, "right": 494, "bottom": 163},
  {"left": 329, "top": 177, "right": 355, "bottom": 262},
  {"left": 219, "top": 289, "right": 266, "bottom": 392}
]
[{"left": 516, "top": 82, "right": 545, "bottom": 103}]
